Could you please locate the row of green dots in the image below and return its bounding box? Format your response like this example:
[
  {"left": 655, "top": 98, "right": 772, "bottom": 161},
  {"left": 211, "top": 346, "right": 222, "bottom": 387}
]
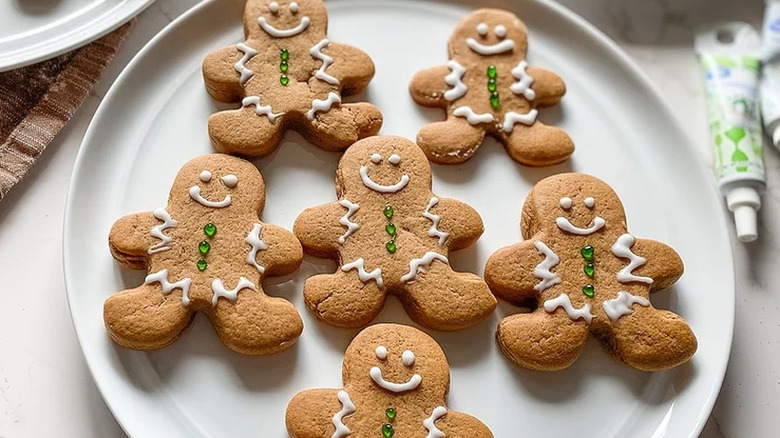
[
  {"left": 384, "top": 205, "right": 397, "bottom": 254},
  {"left": 487, "top": 65, "right": 499, "bottom": 110},
  {"left": 580, "top": 244, "right": 594, "bottom": 297},
  {"left": 197, "top": 222, "right": 217, "bottom": 271},
  {"left": 280, "top": 49, "right": 289, "bottom": 86},
  {"left": 382, "top": 407, "right": 396, "bottom": 437}
]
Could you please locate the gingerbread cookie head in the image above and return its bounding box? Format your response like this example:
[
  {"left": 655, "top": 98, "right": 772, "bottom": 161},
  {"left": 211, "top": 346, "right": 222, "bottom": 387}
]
[
  {"left": 449, "top": 8, "right": 528, "bottom": 64},
  {"left": 521, "top": 173, "right": 628, "bottom": 240},
  {"left": 337, "top": 136, "right": 432, "bottom": 200},
  {"left": 105, "top": 154, "right": 304, "bottom": 355},
  {"left": 171, "top": 154, "right": 265, "bottom": 214},
  {"left": 485, "top": 173, "right": 696, "bottom": 371},
  {"left": 286, "top": 324, "right": 493, "bottom": 438},
  {"left": 244, "top": 0, "right": 327, "bottom": 45},
  {"left": 410, "top": 8, "right": 573, "bottom": 166},
  {"left": 343, "top": 324, "right": 449, "bottom": 400}
]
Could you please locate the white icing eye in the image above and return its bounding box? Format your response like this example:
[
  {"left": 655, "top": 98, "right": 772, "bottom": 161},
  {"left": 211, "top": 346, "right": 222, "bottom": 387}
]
[
  {"left": 371, "top": 153, "right": 382, "bottom": 164},
  {"left": 221, "top": 174, "right": 238, "bottom": 188},
  {"left": 200, "top": 170, "right": 212, "bottom": 182},
  {"left": 289, "top": 1, "right": 299, "bottom": 13},
  {"left": 402, "top": 350, "right": 415, "bottom": 366},
  {"left": 495, "top": 24, "right": 507, "bottom": 38},
  {"left": 559, "top": 197, "right": 572, "bottom": 210},
  {"left": 269, "top": 1, "right": 279, "bottom": 13},
  {"left": 477, "top": 22, "right": 488, "bottom": 36},
  {"left": 388, "top": 154, "right": 401, "bottom": 165},
  {"left": 375, "top": 346, "right": 388, "bottom": 360},
  {"left": 584, "top": 197, "right": 595, "bottom": 208}
]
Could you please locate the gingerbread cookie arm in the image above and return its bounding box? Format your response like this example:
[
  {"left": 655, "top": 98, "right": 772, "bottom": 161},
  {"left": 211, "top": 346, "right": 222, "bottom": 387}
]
[
  {"left": 108, "top": 211, "right": 160, "bottom": 270},
  {"left": 526, "top": 66, "right": 566, "bottom": 106},
  {"left": 409, "top": 64, "right": 452, "bottom": 108},
  {"left": 631, "top": 238, "right": 684, "bottom": 292},
  {"left": 294, "top": 202, "right": 351, "bottom": 258},
  {"left": 436, "top": 410, "right": 494, "bottom": 438},
  {"left": 248, "top": 223, "right": 303, "bottom": 276},
  {"left": 286, "top": 388, "right": 348, "bottom": 438},
  {"left": 484, "top": 239, "right": 542, "bottom": 306},
  {"left": 318, "top": 42, "right": 376, "bottom": 96},
  {"left": 434, "top": 197, "right": 484, "bottom": 251},
  {"left": 202, "top": 46, "right": 245, "bottom": 103}
]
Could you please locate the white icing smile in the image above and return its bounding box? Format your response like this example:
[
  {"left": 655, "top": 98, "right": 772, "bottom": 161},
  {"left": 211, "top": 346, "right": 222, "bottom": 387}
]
[
  {"left": 466, "top": 37, "right": 515, "bottom": 55},
  {"left": 369, "top": 367, "right": 422, "bottom": 393},
  {"left": 257, "top": 15, "right": 310, "bottom": 37},
  {"left": 359, "top": 165, "right": 409, "bottom": 193},
  {"left": 189, "top": 186, "right": 231, "bottom": 208},
  {"left": 555, "top": 216, "right": 605, "bottom": 235}
]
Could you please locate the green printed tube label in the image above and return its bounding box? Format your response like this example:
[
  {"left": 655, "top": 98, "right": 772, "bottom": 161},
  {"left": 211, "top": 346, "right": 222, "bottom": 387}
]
[{"left": 700, "top": 53, "right": 765, "bottom": 182}]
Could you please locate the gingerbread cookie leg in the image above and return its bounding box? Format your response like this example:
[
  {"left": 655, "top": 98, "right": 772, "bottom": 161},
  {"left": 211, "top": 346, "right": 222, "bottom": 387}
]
[
  {"left": 595, "top": 306, "right": 698, "bottom": 371},
  {"left": 208, "top": 108, "right": 286, "bottom": 156},
  {"left": 399, "top": 261, "right": 496, "bottom": 331},
  {"left": 299, "top": 102, "right": 383, "bottom": 151},
  {"left": 417, "top": 117, "right": 486, "bottom": 164},
  {"left": 210, "top": 288, "right": 304, "bottom": 355},
  {"left": 104, "top": 284, "right": 194, "bottom": 350},
  {"left": 304, "top": 269, "right": 386, "bottom": 328},
  {"left": 497, "top": 311, "right": 589, "bottom": 371},
  {"left": 501, "top": 121, "right": 574, "bottom": 166}
]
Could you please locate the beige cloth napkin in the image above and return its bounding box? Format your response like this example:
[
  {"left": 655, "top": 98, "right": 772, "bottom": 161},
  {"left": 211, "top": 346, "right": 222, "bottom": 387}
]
[{"left": 0, "top": 22, "right": 133, "bottom": 202}]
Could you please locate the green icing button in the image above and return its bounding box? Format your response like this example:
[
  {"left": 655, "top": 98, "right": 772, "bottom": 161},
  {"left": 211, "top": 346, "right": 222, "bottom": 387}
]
[
  {"left": 385, "top": 223, "right": 396, "bottom": 236},
  {"left": 197, "top": 259, "right": 208, "bottom": 272},
  {"left": 385, "top": 407, "right": 396, "bottom": 421},
  {"left": 382, "top": 423, "right": 394, "bottom": 438},
  {"left": 582, "top": 284, "right": 595, "bottom": 298},
  {"left": 204, "top": 222, "right": 216, "bottom": 237},
  {"left": 584, "top": 262, "right": 594, "bottom": 278},
  {"left": 487, "top": 65, "right": 497, "bottom": 79},
  {"left": 580, "top": 245, "right": 594, "bottom": 261},
  {"left": 199, "top": 240, "right": 211, "bottom": 255},
  {"left": 383, "top": 205, "right": 394, "bottom": 219}
]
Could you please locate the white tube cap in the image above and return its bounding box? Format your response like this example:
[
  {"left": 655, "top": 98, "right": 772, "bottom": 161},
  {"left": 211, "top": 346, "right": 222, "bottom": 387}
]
[
  {"left": 726, "top": 186, "right": 761, "bottom": 242},
  {"left": 773, "top": 125, "right": 780, "bottom": 150},
  {"left": 733, "top": 205, "right": 758, "bottom": 242}
]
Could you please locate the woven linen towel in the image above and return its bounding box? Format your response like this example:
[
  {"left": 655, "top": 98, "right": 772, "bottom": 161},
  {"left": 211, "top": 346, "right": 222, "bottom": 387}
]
[{"left": 0, "top": 22, "right": 133, "bottom": 202}]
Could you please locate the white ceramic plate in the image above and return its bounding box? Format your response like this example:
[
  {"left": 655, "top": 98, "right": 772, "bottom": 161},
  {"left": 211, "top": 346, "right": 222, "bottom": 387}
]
[
  {"left": 0, "top": 0, "right": 154, "bottom": 72},
  {"left": 63, "top": 0, "right": 735, "bottom": 436}
]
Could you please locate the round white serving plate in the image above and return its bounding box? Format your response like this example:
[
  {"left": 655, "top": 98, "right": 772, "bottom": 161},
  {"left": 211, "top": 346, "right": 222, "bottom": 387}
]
[
  {"left": 0, "top": 0, "right": 154, "bottom": 72},
  {"left": 63, "top": 0, "right": 735, "bottom": 436}
]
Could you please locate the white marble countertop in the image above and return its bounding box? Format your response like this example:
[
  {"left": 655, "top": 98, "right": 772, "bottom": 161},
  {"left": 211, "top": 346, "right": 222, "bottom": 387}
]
[{"left": 0, "top": 0, "right": 772, "bottom": 436}]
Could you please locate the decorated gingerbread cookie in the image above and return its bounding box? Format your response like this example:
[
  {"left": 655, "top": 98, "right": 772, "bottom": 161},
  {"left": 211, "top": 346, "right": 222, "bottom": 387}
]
[
  {"left": 409, "top": 8, "right": 573, "bottom": 166},
  {"left": 484, "top": 173, "right": 697, "bottom": 371},
  {"left": 105, "top": 154, "right": 304, "bottom": 355},
  {"left": 294, "top": 136, "right": 496, "bottom": 330},
  {"left": 286, "top": 323, "right": 493, "bottom": 438},
  {"left": 202, "top": 0, "right": 383, "bottom": 156}
]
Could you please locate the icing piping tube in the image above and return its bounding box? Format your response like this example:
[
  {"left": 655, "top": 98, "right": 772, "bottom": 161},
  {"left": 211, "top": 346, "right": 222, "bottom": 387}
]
[
  {"left": 760, "top": 0, "right": 780, "bottom": 149},
  {"left": 695, "top": 23, "right": 765, "bottom": 242}
]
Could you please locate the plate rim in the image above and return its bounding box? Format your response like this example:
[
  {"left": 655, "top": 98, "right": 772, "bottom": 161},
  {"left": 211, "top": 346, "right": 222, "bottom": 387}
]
[
  {"left": 62, "top": 0, "right": 736, "bottom": 436},
  {"left": 0, "top": 0, "right": 156, "bottom": 72}
]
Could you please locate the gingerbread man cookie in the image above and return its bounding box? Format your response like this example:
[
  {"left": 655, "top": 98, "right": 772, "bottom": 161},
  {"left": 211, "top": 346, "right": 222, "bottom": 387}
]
[
  {"left": 286, "top": 323, "right": 493, "bottom": 438},
  {"left": 105, "top": 154, "right": 304, "bottom": 355},
  {"left": 484, "top": 173, "right": 697, "bottom": 371},
  {"left": 294, "top": 136, "right": 496, "bottom": 330},
  {"left": 410, "top": 8, "right": 573, "bottom": 166},
  {"left": 203, "top": 0, "right": 383, "bottom": 156}
]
